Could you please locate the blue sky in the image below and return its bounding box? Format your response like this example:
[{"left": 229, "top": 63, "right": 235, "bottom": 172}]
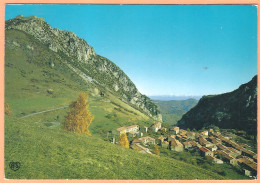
[{"left": 5, "top": 5, "right": 257, "bottom": 96}]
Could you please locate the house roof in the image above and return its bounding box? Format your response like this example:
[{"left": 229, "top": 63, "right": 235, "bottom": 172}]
[
  {"left": 168, "top": 135, "right": 176, "bottom": 139},
  {"left": 172, "top": 126, "right": 179, "bottom": 131},
  {"left": 183, "top": 141, "right": 191, "bottom": 146},
  {"left": 201, "top": 130, "right": 208, "bottom": 135},
  {"left": 241, "top": 148, "right": 256, "bottom": 157},
  {"left": 227, "top": 147, "right": 240, "bottom": 154},
  {"left": 200, "top": 147, "right": 211, "bottom": 153},
  {"left": 199, "top": 136, "right": 208, "bottom": 144},
  {"left": 190, "top": 141, "right": 199, "bottom": 147},
  {"left": 151, "top": 122, "right": 161, "bottom": 128},
  {"left": 179, "top": 129, "right": 187, "bottom": 135},
  {"left": 187, "top": 132, "right": 195, "bottom": 136},
  {"left": 162, "top": 141, "right": 169, "bottom": 144},
  {"left": 139, "top": 136, "right": 155, "bottom": 141},
  {"left": 127, "top": 125, "right": 139, "bottom": 129},
  {"left": 132, "top": 140, "right": 141, "bottom": 143},
  {"left": 157, "top": 136, "right": 165, "bottom": 140},
  {"left": 217, "top": 144, "right": 228, "bottom": 150},
  {"left": 117, "top": 125, "right": 139, "bottom": 132},
  {"left": 207, "top": 155, "right": 222, "bottom": 163},
  {"left": 170, "top": 138, "right": 183, "bottom": 147},
  {"left": 117, "top": 126, "right": 126, "bottom": 132},
  {"left": 217, "top": 150, "right": 235, "bottom": 160}
]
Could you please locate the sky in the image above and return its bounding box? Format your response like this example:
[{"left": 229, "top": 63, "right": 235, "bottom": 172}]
[{"left": 5, "top": 5, "right": 257, "bottom": 97}]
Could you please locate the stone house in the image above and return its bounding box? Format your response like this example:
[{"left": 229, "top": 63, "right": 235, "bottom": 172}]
[
  {"left": 199, "top": 136, "right": 209, "bottom": 146},
  {"left": 217, "top": 150, "right": 237, "bottom": 166},
  {"left": 131, "top": 139, "right": 141, "bottom": 145},
  {"left": 190, "top": 141, "right": 202, "bottom": 149},
  {"left": 170, "top": 138, "right": 183, "bottom": 152},
  {"left": 116, "top": 125, "right": 139, "bottom": 134},
  {"left": 183, "top": 141, "right": 192, "bottom": 149},
  {"left": 161, "top": 127, "right": 167, "bottom": 132},
  {"left": 237, "top": 157, "right": 257, "bottom": 176},
  {"left": 167, "top": 135, "right": 176, "bottom": 141},
  {"left": 208, "top": 136, "right": 221, "bottom": 145},
  {"left": 143, "top": 126, "right": 148, "bottom": 133},
  {"left": 216, "top": 144, "right": 228, "bottom": 151},
  {"left": 241, "top": 148, "right": 256, "bottom": 158},
  {"left": 179, "top": 129, "right": 187, "bottom": 136},
  {"left": 201, "top": 130, "right": 209, "bottom": 137},
  {"left": 207, "top": 155, "right": 223, "bottom": 164},
  {"left": 156, "top": 136, "right": 165, "bottom": 145},
  {"left": 209, "top": 129, "right": 214, "bottom": 135},
  {"left": 227, "top": 147, "right": 241, "bottom": 157},
  {"left": 195, "top": 132, "right": 200, "bottom": 139},
  {"left": 208, "top": 145, "right": 218, "bottom": 152},
  {"left": 138, "top": 136, "right": 155, "bottom": 145},
  {"left": 128, "top": 131, "right": 137, "bottom": 137},
  {"left": 199, "top": 147, "right": 214, "bottom": 157},
  {"left": 151, "top": 122, "right": 162, "bottom": 132},
  {"left": 161, "top": 141, "right": 169, "bottom": 148},
  {"left": 187, "top": 132, "right": 196, "bottom": 140},
  {"left": 244, "top": 169, "right": 252, "bottom": 177},
  {"left": 171, "top": 126, "right": 179, "bottom": 134}
]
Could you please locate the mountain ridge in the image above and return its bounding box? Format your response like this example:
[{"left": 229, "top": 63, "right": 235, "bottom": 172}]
[
  {"left": 177, "top": 75, "right": 257, "bottom": 135},
  {"left": 5, "top": 15, "right": 162, "bottom": 121}
]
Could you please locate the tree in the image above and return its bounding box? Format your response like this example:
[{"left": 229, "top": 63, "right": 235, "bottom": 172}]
[
  {"left": 4, "top": 103, "right": 12, "bottom": 115},
  {"left": 64, "top": 92, "right": 94, "bottom": 135},
  {"left": 153, "top": 144, "right": 160, "bottom": 155},
  {"left": 118, "top": 132, "right": 129, "bottom": 148}
]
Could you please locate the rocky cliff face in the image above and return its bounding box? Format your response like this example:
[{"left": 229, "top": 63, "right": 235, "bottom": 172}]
[
  {"left": 6, "top": 15, "right": 162, "bottom": 121},
  {"left": 178, "top": 75, "right": 257, "bottom": 135}
]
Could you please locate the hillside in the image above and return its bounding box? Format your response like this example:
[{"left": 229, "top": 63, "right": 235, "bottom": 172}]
[
  {"left": 5, "top": 15, "right": 162, "bottom": 122},
  {"left": 178, "top": 76, "right": 257, "bottom": 135},
  {"left": 5, "top": 114, "right": 226, "bottom": 179},
  {"left": 153, "top": 99, "right": 198, "bottom": 125}
]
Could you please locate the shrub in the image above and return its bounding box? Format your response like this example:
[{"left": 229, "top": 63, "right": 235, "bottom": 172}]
[{"left": 4, "top": 103, "right": 12, "bottom": 115}]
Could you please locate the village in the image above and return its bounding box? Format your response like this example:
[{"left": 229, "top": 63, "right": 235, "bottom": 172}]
[{"left": 109, "top": 122, "right": 257, "bottom": 177}]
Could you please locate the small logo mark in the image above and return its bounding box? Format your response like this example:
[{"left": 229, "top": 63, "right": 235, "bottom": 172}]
[{"left": 9, "top": 162, "right": 21, "bottom": 171}]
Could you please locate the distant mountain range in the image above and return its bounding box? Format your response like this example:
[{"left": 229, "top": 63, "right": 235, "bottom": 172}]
[
  {"left": 178, "top": 75, "right": 257, "bottom": 135},
  {"left": 150, "top": 95, "right": 202, "bottom": 101},
  {"left": 153, "top": 99, "right": 198, "bottom": 125}
]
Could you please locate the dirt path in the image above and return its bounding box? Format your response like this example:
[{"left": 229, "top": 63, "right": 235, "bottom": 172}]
[
  {"left": 19, "top": 98, "right": 101, "bottom": 119},
  {"left": 20, "top": 106, "right": 69, "bottom": 119}
]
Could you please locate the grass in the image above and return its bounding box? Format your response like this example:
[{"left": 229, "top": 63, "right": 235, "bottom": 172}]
[{"left": 5, "top": 113, "right": 226, "bottom": 179}]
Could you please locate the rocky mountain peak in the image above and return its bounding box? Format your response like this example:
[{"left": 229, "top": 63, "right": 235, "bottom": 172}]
[{"left": 6, "top": 15, "right": 96, "bottom": 63}]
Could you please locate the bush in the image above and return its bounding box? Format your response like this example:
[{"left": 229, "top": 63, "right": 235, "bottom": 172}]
[
  {"left": 47, "top": 88, "right": 54, "bottom": 94},
  {"left": 4, "top": 103, "right": 12, "bottom": 115}
]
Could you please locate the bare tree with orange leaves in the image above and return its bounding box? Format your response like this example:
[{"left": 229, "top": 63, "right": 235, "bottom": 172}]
[{"left": 64, "top": 92, "right": 94, "bottom": 135}]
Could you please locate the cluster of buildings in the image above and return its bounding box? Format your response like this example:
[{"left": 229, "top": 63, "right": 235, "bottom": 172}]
[{"left": 113, "top": 123, "right": 257, "bottom": 177}]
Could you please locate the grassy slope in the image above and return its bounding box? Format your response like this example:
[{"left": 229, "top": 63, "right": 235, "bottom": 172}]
[
  {"left": 5, "top": 29, "right": 152, "bottom": 135},
  {"left": 154, "top": 99, "right": 198, "bottom": 125},
  {"left": 5, "top": 113, "right": 225, "bottom": 179},
  {"left": 4, "top": 29, "right": 226, "bottom": 179}
]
